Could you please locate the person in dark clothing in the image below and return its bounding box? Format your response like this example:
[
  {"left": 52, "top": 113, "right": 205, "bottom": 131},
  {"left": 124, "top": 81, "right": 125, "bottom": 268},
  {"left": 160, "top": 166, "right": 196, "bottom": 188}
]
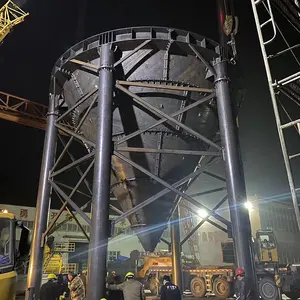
[
  {"left": 235, "top": 268, "right": 254, "bottom": 300},
  {"left": 40, "top": 274, "right": 62, "bottom": 300},
  {"left": 160, "top": 275, "right": 181, "bottom": 300},
  {"left": 57, "top": 274, "right": 69, "bottom": 299},
  {"left": 107, "top": 271, "right": 117, "bottom": 284},
  {"left": 108, "top": 274, "right": 124, "bottom": 300}
]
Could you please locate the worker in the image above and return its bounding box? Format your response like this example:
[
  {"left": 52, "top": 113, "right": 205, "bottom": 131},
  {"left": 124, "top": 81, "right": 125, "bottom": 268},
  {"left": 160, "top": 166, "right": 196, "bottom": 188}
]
[
  {"left": 235, "top": 268, "right": 254, "bottom": 300},
  {"left": 107, "top": 271, "right": 117, "bottom": 284},
  {"left": 68, "top": 272, "right": 86, "bottom": 300},
  {"left": 40, "top": 274, "right": 61, "bottom": 300},
  {"left": 108, "top": 274, "right": 124, "bottom": 300},
  {"left": 107, "top": 272, "right": 145, "bottom": 300},
  {"left": 160, "top": 275, "right": 182, "bottom": 300},
  {"left": 57, "top": 274, "right": 69, "bottom": 297}
]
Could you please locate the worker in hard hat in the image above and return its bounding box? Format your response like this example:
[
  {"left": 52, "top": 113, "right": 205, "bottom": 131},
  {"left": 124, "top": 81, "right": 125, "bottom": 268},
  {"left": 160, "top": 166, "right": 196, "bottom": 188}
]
[
  {"left": 40, "top": 274, "right": 61, "bottom": 300},
  {"left": 106, "top": 272, "right": 145, "bottom": 300},
  {"left": 160, "top": 275, "right": 181, "bottom": 300},
  {"left": 235, "top": 268, "right": 254, "bottom": 300}
]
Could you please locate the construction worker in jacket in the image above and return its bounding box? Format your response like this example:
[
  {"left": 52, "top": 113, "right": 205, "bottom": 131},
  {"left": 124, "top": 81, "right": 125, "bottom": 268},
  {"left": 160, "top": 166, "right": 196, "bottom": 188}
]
[
  {"left": 235, "top": 268, "right": 254, "bottom": 300},
  {"left": 40, "top": 274, "right": 62, "bottom": 300},
  {"left": 160, "top": 275, "right": 182, "bottom": 300},
  {"left": 107, "top": 272, "right": 145, "bottom": 300}
]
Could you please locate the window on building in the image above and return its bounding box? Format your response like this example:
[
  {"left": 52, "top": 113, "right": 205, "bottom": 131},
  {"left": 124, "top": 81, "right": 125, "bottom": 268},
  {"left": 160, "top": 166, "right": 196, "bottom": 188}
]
[
  {"left": 27, "top": 221, "right": 34, "bottom": 229},
  {"left": 108, "top": 251, "right": 120, "bottom": 261},
  {"left": 202, "top": 232, "right": 208, "bottom": 243},
  {"left": 208, "top": 232, "right": 213, "bottom": 242}
]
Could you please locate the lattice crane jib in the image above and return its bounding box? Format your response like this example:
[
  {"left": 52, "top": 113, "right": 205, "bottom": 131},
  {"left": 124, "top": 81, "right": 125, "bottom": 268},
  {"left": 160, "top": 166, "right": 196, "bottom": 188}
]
[{"left": 0, "top": 0, "right": 29, "bottom": 43}]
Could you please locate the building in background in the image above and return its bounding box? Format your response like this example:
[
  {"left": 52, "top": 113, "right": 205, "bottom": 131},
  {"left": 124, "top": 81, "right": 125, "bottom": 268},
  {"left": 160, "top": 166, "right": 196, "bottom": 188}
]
[{"left": 1, "top": 196, "right": 298, "bottom": 273}]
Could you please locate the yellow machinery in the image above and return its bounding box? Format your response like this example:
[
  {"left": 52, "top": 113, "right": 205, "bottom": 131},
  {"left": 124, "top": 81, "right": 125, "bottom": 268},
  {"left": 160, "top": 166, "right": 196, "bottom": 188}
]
[
  {"left": 0, "top": 0, "right": 29, "bottom": 44},
  {"left": 0, "top": 210, "right": 30, "bottom": 300},
  {"left": 43, "top": 243, "right": 63, "bottom": 275},
  {"left": 136, "top": 253, "right": 172, "bottom": 279},
  {"left": 254, "top": 229, "right": 279, "bottom": 263}
]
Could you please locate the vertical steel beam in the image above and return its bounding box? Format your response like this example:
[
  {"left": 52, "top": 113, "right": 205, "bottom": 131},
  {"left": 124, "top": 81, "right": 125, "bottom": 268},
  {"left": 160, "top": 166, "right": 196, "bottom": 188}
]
[
  {"left": 171, "top": 207, "right": 183, "bottom": 292},
  {"left": 214, "top": 59, "right": 257, "bottom": 281},
  {"left": 25, "top": 94, "right": 58, "bottom": 300},
  {"left": 215, "top": 0, "right": 257, "bottom": 286},
  {"left": 87, "top": 43, "right": 114, "bottom": 300}
]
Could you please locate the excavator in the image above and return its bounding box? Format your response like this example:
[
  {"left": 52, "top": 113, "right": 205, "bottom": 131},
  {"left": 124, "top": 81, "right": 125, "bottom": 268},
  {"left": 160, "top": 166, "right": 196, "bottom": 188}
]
[{"left": 0, "top": 209, "right": 31, "bottom": 300}]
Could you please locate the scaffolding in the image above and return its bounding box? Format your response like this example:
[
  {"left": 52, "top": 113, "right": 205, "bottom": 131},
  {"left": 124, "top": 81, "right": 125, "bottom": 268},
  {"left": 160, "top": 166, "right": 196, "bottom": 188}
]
[{"left": 251, "top": 0, "right": 300, "bottom": 231}]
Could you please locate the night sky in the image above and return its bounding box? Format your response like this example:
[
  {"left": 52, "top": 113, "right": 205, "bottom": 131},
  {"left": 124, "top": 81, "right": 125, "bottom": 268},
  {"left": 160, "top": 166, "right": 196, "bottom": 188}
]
[{"left": 0, "top": 0, "right": 299, "bottom": 208}]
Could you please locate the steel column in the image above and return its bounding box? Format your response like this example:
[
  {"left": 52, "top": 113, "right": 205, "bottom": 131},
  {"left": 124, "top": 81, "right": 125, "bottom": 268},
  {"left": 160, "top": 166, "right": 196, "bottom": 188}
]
[
  {"left": 214, "top": 59, "right": 256, "bottom": 279},
  {"left": 215, "top": 0, "right": 257, "bottom": 285},
  {"left": 25, "top": 94, "right": 58, "bottom": 300},
  {"left": 171, "top": 207, "right": 183, "bottom": 292},
  {"left": 87, "top": 43, "right": 114, "bottom": 300}
]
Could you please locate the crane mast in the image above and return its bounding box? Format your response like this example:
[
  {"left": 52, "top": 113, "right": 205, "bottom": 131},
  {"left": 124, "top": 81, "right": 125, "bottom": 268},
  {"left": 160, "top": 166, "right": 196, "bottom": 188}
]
[{"left": 0, "top": 0, "right": 28, "bottom": 44}]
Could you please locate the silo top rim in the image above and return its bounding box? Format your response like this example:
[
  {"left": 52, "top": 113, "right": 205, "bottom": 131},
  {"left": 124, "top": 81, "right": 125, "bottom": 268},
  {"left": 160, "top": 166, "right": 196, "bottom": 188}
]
[{"left": 52, "top": 26, "right": 222, "bottom": 75}]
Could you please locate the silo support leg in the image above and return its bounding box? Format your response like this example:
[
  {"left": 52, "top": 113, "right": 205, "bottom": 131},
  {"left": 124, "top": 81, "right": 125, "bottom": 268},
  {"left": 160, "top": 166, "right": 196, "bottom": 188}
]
[
  {"left": 214, "top": 58, "right": 257, "bottom": 281},
  {"left": 25, "top": 94, "right": 58, "bottom": 300},
  {"left": 171, "top": 207, "right": 183, "bottom": 292},
  {"left": 87, "top": 43, "right": 115, "bottom": 300}
]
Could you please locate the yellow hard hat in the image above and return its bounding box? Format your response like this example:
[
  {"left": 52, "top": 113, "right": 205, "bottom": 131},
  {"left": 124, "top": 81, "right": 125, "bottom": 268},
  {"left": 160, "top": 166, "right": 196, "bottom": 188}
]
[
  {"left": 125, "top": 272, "right": 134, "bottom": 278},
  {"left": 48, "top": 273, "right": 57, "bottom": 280}
]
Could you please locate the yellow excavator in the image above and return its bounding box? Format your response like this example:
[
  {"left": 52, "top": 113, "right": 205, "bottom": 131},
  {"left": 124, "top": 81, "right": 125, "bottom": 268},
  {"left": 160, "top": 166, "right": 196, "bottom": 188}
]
[{"left": 0, "top": 209, "right": 31, "bottom": 300}]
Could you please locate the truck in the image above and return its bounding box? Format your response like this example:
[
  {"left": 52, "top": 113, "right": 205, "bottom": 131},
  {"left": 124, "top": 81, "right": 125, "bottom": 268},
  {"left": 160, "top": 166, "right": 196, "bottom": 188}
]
[{"left": 133, "top": 229, "right": 300, "bottom": 299}]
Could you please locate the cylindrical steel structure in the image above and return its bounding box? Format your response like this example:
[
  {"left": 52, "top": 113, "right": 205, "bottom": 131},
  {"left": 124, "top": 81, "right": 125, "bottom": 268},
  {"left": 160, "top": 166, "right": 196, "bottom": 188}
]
[
  {"left": 214, "top": 59, "right": 256, "bottom": 280},
  {"left": 171, "top": 207, "right": 183, "bottom": 292},
  {"left": 52, "top": 27, "right": 221, "bottom": 252},
  {"left": 25, "top": 95, "right": 58, "bottom": 300},
  {"left": 87, "top": 44, "right": 114, "bottom": 300}
]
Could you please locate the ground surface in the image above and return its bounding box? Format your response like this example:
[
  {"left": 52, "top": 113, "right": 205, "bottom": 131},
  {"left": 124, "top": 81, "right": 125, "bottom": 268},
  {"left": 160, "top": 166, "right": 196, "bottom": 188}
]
[{"left": 16, "top": 295, "right": 294, "bottom": 299}]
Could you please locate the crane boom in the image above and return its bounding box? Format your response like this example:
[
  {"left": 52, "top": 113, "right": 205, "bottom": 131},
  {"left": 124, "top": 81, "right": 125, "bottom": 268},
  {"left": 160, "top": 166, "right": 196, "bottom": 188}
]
[
  {"left": 0, "top": 0, "right": 29, "bottom": 43},
  {"left": 0, "top": 90, "right": 47, "bottom": 129}
]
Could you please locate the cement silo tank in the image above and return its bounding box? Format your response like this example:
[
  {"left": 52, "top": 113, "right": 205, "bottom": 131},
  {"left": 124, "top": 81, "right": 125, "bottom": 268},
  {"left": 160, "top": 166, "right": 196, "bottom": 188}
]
[{"left": 52, "top": 27, "right": 220, "bottom": 252}]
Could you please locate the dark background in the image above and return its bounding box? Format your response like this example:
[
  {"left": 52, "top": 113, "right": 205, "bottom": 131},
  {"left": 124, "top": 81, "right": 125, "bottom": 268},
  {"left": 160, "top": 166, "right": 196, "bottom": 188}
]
[{"left": 0, "top": 0, "right": 299, "bottom": 207}]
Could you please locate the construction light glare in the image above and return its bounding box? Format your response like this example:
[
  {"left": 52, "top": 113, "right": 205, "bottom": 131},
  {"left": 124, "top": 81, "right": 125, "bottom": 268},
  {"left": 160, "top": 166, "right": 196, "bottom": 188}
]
[
  {"left": 198, "top": 209, "right": 208, "bottom": 218},
  {"left": 244, "top": 202, "right": 253, "bottom": 211}
]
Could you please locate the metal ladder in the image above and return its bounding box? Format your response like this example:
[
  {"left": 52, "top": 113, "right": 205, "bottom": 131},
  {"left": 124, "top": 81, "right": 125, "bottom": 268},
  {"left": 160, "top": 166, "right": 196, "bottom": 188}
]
[{"left": 251, "top": 0, "right": 300, "bottom": 232}]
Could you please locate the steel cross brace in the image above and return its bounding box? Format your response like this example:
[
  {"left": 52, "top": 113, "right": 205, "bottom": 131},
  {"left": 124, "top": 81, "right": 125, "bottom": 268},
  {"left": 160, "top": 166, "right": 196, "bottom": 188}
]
[
  {"left": 114, "top": 151, "right": 230, "bottom": 227},
  {"left": 180, "top": 194, "right": 229, "bottom": 246},
  {"left": 112, "top": 161, "right": 220, "bottom": 224},
  {"left": 115, "top": 92, "right": 216, "bottom": 146},
  {"left": 116, "top": 83, "right": 221, "bottom": 150}
]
